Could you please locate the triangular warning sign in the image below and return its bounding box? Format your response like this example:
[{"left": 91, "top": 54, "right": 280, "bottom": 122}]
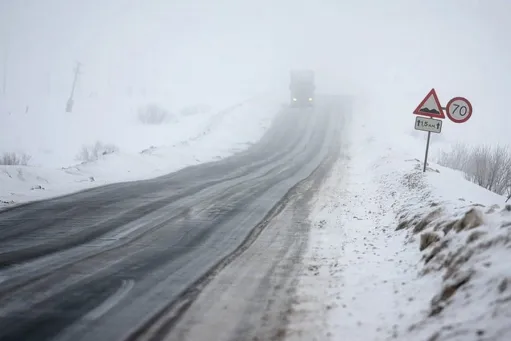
[{"left": 413, "top": 88, "right": 445, "bottom": 119}]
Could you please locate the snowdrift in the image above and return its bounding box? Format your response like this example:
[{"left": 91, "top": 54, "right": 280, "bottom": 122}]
[{"left": 395, "top": 160, "right": 511, "bottom": 341}]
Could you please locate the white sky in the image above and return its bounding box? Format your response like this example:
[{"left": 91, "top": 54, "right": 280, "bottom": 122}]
[{"left": 0, "top": 0, "right": 510, "bottom": 145}]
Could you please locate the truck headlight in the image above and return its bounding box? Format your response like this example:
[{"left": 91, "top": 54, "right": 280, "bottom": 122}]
[
  {"left": 308, "top": 97, "right": 313, "bottom": 101},
  {"left": 293, "top": 98, "right": 297, "bottom": 101}
]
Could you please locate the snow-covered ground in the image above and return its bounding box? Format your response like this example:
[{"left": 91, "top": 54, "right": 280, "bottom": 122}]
[
  {"left": 286, "top": 106, "right": 511, "bottom": 341},
  {"left": 0, "top": 97, "right": 280, "bottom": 207}
]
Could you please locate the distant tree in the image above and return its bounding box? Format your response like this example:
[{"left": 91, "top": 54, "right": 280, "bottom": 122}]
[
  {"left": 76, "top": 141, "right": 118, "bottom": 162},
  {"left": 0, "top": 152, "right": 31, "bottom": 165}
]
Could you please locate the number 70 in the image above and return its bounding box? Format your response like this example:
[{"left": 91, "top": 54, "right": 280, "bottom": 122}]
[{"left": 452, "top": 103, "right": 468, "bottom": 117}]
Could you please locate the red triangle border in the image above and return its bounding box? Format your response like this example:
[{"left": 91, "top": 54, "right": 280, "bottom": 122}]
[{"left": 413, "top": 88, "right": 445, "bottom": 119}]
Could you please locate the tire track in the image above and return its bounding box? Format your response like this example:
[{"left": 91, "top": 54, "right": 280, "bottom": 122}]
[{"left": 0, "top": 106, "right": 311, "bottom": 268}]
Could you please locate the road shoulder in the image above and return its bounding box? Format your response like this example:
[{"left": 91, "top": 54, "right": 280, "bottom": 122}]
[
  {"left": 163, "top": 150, "right": 340, "bottom": 341},
  {"left": 285, "top": 137, "right": 433, "bottom": 341}
]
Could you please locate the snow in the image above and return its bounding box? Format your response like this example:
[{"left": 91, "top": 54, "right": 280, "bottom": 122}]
[
  {"left": 286, "top": 105, "right": 511, "bottom": 340},
  {"left": 0, "top": 97, "right": 280, "bottom": 207}
]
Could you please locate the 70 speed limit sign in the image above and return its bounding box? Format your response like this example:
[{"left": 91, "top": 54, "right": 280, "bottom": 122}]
[{"left": 446, "top": 97, "right": 472, "bottom": 123}]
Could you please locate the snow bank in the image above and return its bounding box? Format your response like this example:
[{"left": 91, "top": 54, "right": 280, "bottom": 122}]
[
  {"left": 395, "top": 164, "right": 511, "bottom": 340},
  {"left": 0, "top": 97, "right": 279, "bottom": 207},
  {"left": 0, "top": 94, "right": 254, "bottom": 167},
  {"left": 286, "top": 105, "right": 511, "bottom": 341}
]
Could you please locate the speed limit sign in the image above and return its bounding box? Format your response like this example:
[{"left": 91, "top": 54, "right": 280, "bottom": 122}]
[{"left": 446, "top": 97, "right": 472, "bottom": 123}]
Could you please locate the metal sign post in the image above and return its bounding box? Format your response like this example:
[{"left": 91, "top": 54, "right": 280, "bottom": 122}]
[
  {"left": 66, "top": 62, "right": 81, "bottom": 113},
  {"left": 423, "top": 131, "right": 431, "bottom": 172},
  {"left": 414, "top": 115, "right": 443, "bottom": 172}
]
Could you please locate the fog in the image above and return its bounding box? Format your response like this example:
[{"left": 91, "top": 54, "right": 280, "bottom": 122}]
[{"left": 1, "top": 0, "right": 510, "bottom": 164}]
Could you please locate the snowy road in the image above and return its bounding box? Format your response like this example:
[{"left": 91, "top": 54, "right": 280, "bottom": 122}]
[{"left": 0, "top": 98, "right": 346, "bottom": 341}]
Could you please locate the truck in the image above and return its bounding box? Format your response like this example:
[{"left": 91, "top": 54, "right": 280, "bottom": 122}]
[{"left": 289, "top": 69, "right": 315, "bottom": 107}]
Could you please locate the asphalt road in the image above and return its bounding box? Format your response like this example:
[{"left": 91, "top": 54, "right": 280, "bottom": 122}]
[{"left": 0, "top": 97, "right": 345, "bottom": 341}]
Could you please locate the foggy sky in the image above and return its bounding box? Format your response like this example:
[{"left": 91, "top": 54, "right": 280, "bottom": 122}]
[{"left": 1, "top": 0, "right": 510, "bottom": 144}]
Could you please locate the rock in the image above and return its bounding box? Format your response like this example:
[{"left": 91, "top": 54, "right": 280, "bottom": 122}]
[
  {"left": 498, "top": 278, "right": 508, "bottom": 293},
  {"left": 424, "top": 239, "right": 450, "bottom": 264},
  {"left": 414, "top": 208, "right": 443, "bottom": 234},
  {"left": 430, "top": 270, "right": 473, "bottom": 315},
  {"left": 501, "top": 221, "right": 511, "bottom": 229},
  {"left": 442, "top": 220, "right": 457, "bottom": 235},
  {"left": 467, "top": 230, "right": 487, "bottom": 243},
  {"left": 453, "top": 208, "right": 484, "bottom": 232},
  {"left": 486, "top": 204, "right": 500, "bottom": 214},
  {"left": 420, "top": 232, "right": 441, "bottom": 251}
]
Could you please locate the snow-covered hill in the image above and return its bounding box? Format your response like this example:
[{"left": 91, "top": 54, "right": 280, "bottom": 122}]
[{"left": 1, "top": 97, "right": 280, "bottom": 207}]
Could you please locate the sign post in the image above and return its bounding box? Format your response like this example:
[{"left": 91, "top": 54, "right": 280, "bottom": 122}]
[
  {"left": 414, "top": 116, "right": 443, "bottom": 172},
  {"left": 412, "top": 89, "right": 473, "bottom": 173},
  {"left": 423, "top": 131, "right": 431, "bottom": 173},
  {"left": 413, "top": 88, "right": 445, "bottom": 172}
]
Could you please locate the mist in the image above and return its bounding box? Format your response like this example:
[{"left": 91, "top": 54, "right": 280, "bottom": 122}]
[{"left": 1, "top": 0, "right": 510, "bottom": 164}]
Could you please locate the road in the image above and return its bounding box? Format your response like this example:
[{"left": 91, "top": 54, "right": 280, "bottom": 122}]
[{"left": 0, "top": 97, "right": 345, "bottom": 341}]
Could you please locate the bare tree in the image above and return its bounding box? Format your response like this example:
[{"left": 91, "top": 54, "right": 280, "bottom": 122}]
[
  {"left": 492, "top": 146, "right": 511, "bottom": 194},
  {"left": 437, "top": 142, "right": 470, "bottom": 172},
  {"left": 76, "top": 141, "right": 119, "bottom": 162},
  {"left": 438, "top": 143, "right": 511, "bottom": 199},
  {"left": 464, "top": 145, "right": 491, "bottom": 188},
  {"left": 1, "top": 152, "right": 31, "bottom": 166}
]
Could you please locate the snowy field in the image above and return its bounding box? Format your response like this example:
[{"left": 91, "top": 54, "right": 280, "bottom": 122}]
[
  {"left": 0, "top": 97, "right": 280, "bottom": 207},
  {"left": 287, "top": 106, "right": 511, "bottom": 341}
]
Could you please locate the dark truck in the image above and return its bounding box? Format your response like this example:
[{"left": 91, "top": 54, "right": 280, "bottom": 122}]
[{"left": 289, "top": 69, "right": 315, "bottom": 107}]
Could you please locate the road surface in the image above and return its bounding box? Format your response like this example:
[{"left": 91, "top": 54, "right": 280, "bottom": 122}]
[{"left": 0, "top": 97, "right": 346, "bottom": 341}]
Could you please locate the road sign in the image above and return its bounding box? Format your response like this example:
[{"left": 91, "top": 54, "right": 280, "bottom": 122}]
[
  {"left": 413, "top": 88, "right": 445, "bottom": 119},
  {"left": 446, "top": 97, "right": 472, "bottom": 123},
  {"left": 415, "top": 116, "right": 442, "bottom": 134}
]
